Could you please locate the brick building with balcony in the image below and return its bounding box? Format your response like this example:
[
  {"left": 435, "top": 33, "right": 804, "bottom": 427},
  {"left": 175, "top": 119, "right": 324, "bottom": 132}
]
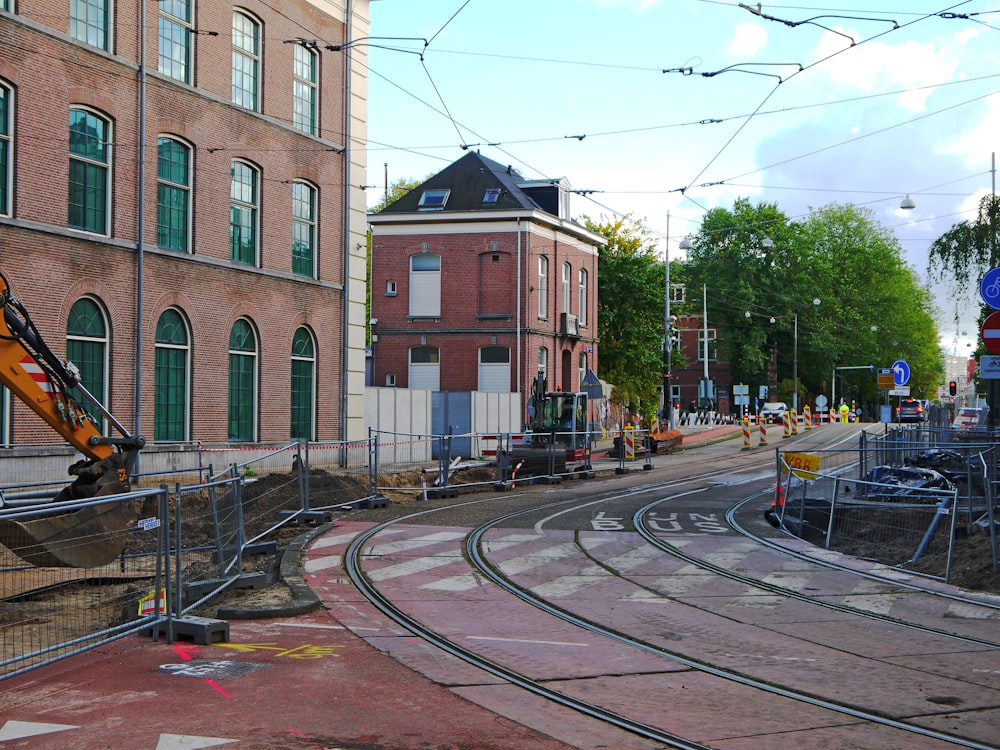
[
  {"left": 368, "top": 152, "right": 605, "bottom": 425},
  {"left": 0, "top": 1, "right": 372, "bottom": 449}
]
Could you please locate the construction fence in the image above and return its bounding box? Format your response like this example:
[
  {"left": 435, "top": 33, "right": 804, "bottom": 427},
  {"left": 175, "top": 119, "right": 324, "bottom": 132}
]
[
  {"left": 1, "top": 425, "right": 617, "bottom": 681},
  {"left": 771, "top": 426, "right": 999, "bottom": 582}
]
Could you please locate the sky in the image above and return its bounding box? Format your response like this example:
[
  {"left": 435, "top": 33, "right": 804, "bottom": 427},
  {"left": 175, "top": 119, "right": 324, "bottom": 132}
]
[{"left": 363, "top": 0, "right": 1000, "bottom": 358}]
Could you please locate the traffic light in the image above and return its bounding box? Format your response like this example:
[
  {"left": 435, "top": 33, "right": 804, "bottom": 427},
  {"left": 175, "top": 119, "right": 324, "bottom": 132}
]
[{"left": 949, "top": 380, "right": 957, "bottom": 396}]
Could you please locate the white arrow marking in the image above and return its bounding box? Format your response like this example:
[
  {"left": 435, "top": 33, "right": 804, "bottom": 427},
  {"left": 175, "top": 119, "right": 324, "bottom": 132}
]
[
  {"left": 155, "top": 734, "right": 240, "bottom": 750},
  {"left": 0, "top": 721, "right": 78, "bottom": 741}
]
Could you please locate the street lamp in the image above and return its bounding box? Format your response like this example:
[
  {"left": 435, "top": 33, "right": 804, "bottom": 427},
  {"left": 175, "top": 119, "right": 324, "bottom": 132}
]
[
  {"left": 747, "top": 299, "right": 820, "bottom": 411},
  {"left": 793, "top": 298, "right": 821, "bottom": 412}
]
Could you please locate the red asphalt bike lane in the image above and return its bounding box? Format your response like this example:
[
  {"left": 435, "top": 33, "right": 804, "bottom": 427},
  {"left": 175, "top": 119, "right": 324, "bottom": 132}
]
[
  {"left": 0, "top": 424, "right": 747, "bottom": 750},
  {"left": 0, "top": 607, "right": 579, "bottom": 750}
]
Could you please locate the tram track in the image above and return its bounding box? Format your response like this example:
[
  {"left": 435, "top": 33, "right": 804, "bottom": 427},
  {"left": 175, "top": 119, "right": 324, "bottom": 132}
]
[{"left": 336, "top": 428, "right": 999, "bottom": 749}]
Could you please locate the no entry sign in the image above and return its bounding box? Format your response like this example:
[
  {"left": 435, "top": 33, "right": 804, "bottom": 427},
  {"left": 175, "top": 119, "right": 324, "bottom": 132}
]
[{"left": 981, "top": 311, "right": 1000, "bottom": 355}]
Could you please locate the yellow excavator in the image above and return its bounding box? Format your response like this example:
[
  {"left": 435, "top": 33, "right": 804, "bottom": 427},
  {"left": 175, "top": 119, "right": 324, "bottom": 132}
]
[{"left": 0, "top": 270, "right": 145, "bottom": 568}]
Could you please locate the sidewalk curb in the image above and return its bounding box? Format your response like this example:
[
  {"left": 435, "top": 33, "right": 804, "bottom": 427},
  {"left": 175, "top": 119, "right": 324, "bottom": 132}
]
[{"left": 217, "top": 522, "right": 331, "bottom": 620}]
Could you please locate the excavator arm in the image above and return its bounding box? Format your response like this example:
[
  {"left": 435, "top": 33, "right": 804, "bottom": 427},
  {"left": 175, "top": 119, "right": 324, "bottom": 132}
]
[{"left": 0, "top": 270, "right": 145, "bottom": 567}]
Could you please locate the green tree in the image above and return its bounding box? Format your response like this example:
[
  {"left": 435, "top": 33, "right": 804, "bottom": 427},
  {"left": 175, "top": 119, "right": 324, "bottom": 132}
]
[
  {"left": 584, "top": 215, "right": 664, "bottom": 414},
  {"left": 683, "top": 200, "right": 941, "bottom": 409}
]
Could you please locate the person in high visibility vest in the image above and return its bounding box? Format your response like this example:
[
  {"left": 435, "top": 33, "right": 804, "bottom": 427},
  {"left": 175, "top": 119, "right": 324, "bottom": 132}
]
[{"left": 839, "top": 402, "right": 850, "bottom": 423}]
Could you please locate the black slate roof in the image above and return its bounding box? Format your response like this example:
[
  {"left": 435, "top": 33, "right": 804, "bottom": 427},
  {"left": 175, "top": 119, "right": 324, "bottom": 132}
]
[{"left": 375, "top": 151, "right": 558, "bottom": 215}]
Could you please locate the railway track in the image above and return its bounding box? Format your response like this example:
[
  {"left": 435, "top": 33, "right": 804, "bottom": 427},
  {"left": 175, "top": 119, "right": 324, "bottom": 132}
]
[{"left": 330, "top": 426, "right": 999, "bottom": 749}]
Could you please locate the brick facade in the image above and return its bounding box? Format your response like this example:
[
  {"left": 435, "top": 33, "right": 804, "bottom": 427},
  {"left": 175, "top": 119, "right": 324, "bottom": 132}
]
[
  {"left": 369, "top": 157, "right": 604, "bottom": 427},
  {"left": 0, "top": 1, "right": 371, "bottom": 447}
]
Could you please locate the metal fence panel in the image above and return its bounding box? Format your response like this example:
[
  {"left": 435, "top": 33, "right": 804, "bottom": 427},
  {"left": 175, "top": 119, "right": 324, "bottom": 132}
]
[{"left": 1, "top": 488, "right": 170, "bottom": 680}]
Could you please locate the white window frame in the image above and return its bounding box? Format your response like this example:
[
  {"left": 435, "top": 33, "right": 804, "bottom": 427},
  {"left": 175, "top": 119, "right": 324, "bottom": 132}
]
[
  {"left": 292, "top": 43, "right": 317, "bottom": 135},
  {"left": 159, "top": 0, "right": 193, "bottom": 83},
  {"left": 697, "top": 328, "right": 718, "bottom": 362},
  {"left": 537, "top": 256, "right": 548, "bottom": 320},
  {"left": 561, "top": 262, "right": 571, "bottom": 314},
  {"left": 409, "top": 253, "right": 441, "bottom": 318},
  {"left": 232, "top": 10, "right": 261, "bottom": 112},
  {"left": 578, "top": 268, "right": 588, "bottom": 326}
]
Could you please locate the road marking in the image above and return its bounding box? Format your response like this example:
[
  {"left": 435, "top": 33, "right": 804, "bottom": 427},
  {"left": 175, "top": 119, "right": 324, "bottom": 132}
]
[
  {"left": 0, "top": 721, "right": 78, "bottom": 741},
  {"left": 155, "top": 734, "right": 239, "bottom": 749}
]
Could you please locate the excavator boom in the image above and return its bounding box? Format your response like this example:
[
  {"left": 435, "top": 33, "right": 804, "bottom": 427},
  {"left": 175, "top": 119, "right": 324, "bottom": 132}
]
[{"left": 0, "top": 270, "right": 145, "bottom": 567}]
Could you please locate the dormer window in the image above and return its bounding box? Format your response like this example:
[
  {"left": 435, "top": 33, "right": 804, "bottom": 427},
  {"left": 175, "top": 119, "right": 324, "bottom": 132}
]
[
  {"left": 417, "top": 189, "right": 450, "bottom": 210},
  {"left": 482, "top": 188, "right": 501, "bottom": 205}
]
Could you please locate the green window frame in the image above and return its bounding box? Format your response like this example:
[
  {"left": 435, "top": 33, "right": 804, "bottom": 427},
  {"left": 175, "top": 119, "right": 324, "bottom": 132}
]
[
  {"left": 0, "top": 386, "right": 8, "bottom": 446},
  {"left": 292, "top": 180, "right": 316, "bottom": 277},
  {"left": 154, "top": 308, "right": 190, "bottom": 441},
  {"left": 0, "top": 84, "right": 9, "bottom": 217},
  {"left": 157, "top": 137, "right": 191, "bottom": 252},
  {"left": 230, "top": 160, "right": 258, "bottom": 264},
  {"left": 292, "top": 44, "right": 317, "bottom": 135},
  {"left": 70, "top": 0, "right": 109, "bottom": 51},
  {"left": 69, "top": 108, "right": 110, "bottom": 235},
  {"left": 159, "top": 0, "right": 192, "bottom": 83},
  {"left": 232, "top": 11, "right": 260, "bottom": 111},
  {"left": 228, "top": 318, "right": 257, "bottom": 441},
  {"left": 290, "top": 327, "right": 315, "bottom": 440},
  {"left": 67, "top": 297, "right": 108, "bottom": 430}
]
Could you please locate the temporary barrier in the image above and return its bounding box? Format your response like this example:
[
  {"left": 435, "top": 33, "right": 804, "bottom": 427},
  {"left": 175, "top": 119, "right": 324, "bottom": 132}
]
[
  {"left": 790, "top": 410, "right": 799, "bottom": 435},
  {"left": 782, "top": 411, "right": 791, "bottom": 438},
  {"left": 741, "top": 416, "right": 751, "bottom": 450},
  {"left": 803, "top": 405, "right": 812, "bottom": 430},
  {"left": 759, "top": 418, "right": 768, "bottom": 446}
]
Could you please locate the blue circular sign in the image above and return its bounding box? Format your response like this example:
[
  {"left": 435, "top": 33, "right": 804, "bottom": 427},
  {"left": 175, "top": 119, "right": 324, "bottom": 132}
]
[
  {"left": 892, "top": 359, "right": 910, "bottom": 387},
  {"left": 981, "top": 267, "right": 1000, "bottom": 310}
]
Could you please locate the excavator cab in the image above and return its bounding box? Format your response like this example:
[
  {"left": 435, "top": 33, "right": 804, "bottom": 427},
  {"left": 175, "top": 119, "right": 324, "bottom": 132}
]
[{"left": 0, "top": 271, "right": 145, "bottom": 567}]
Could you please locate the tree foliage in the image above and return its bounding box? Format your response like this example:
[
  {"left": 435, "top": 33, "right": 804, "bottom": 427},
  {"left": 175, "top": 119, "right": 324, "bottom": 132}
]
[
  {"left": 928, "top": 194, "right": 1000, "bottom": 329},
  {"left": 583, "top": 215, "right": 665, "bottom": 411},
  {"left": 682, "top": 200, "right": 942, "bottom": 409}
]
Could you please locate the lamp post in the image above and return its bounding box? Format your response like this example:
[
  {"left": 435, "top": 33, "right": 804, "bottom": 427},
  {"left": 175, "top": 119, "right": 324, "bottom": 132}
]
[
  {"left": 663, "top": 214, "right": 674, "bottom": 429},
  {"left": 747, "top": 298, "right": 820, "bottom": 412},
  {"left": 792, "top": 298, "right": 821, "bottom": 412}
]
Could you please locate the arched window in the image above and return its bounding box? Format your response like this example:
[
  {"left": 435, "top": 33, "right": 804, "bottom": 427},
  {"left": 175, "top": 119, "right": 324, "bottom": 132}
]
[
  {"left": 71, "top": 0, "right": 110, "bottom": 51},
  {"left": 67, "top": 297, "right": 108, "bottom": 430},
  {"left": 0, "top": 82, "right": 11, "bottom": 217},
  {"left": 228, "top": 318, "right": 258, "bottom": 441},
  {"left": 69, "top": 107, "right": 111, "bottom": 235},
  {"left": 157, "top": 136, "right": 192, "bottom": 252},
  {"left": 159, "top": 0, "right": 192, "bottom": 83},
  {"left": 232, "top": 10, "right": 261, "bottom": 111},
  {"left": 292, "top": 180, "right": 317, "bottom": 277},
  {"left": 293, "top": 43, "right": 317, "bottom": 134},
  {"left": 290, "top": 327, "right": 316, "bottom": 440},
  {"left": 154, "top": 308, "right": 190, "bottom": 441},
  {"left": 230, "top": 160, "right": 259, "bottom": 265}
]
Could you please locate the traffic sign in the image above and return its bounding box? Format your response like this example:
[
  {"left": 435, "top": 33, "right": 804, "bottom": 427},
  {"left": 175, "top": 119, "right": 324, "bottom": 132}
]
[
  {"left": 891, "top": 359, "right": 910, "bottom": 387},
  {"left": 815, "top": 394, "right": 828, "bottom": 408},
  {"left": 877, "top": 368, "right": 893, "bottom": 389},
  {"left": 982, "top": 311, "right": 1000, "bottom": 355},
  {"left": 980, "top": 355, "right": 1000, "bottom": 379},
  {"left": 981, "top": 267, "right": 1000, "bottom": 310},
  {"left": 889, "top": 387, "right": 910, "bottom": 396}
]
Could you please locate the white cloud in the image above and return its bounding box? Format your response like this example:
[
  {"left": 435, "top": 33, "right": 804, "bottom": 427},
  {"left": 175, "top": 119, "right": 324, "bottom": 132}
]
[{"left": 727, "top": 23, "right": 768, "bottom": 57}]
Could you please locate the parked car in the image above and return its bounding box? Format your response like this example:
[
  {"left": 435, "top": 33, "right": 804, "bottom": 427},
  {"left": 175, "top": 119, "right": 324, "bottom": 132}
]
[
  {"left": 760, "top": 401, "right": 788, "bottom": 424},
  {"left": 896, "top": 398, "right": 928, "bottom": 423}
]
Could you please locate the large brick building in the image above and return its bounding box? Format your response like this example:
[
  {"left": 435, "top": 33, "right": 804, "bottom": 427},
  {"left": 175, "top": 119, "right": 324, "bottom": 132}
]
[
  {"left": 368, "top": 152, "right": 605, "bottom": 424},
  {"left": 0, "top": 0, "right": 372, "bottom": 449}
]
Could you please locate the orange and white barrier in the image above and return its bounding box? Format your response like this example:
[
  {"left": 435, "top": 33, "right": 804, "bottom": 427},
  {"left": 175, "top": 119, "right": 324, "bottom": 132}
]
[
  {"left": 803, "top": 405, "right": 811, "bottom": 430},
  {"left": 759, "top": 418, "right": 768, "bottom": 446},
  {"left": 742, "top": 416, "right": 751, "bottom": 450},
  {"left": 782, "top": 411, "right": 791, "bottom": 438}
]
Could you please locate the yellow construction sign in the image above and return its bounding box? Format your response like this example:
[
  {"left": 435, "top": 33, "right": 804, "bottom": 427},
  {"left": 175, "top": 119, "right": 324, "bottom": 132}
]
[{"left": 781, "top": 451, "right": 821, "bottom": 479}]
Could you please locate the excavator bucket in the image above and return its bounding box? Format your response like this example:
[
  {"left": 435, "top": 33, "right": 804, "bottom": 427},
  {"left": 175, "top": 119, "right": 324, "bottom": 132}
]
[{"left": 0, "top": 454, "right": 135, "bottom": 568}]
